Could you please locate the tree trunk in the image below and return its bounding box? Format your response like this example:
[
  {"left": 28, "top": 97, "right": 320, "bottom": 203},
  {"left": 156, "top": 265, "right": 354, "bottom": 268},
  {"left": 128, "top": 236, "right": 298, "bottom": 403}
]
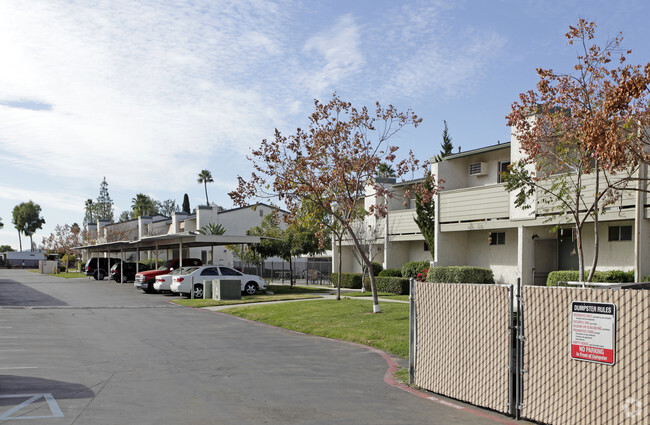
[
  {"left": 345, "top": 225, "right": 381, "bottom": 313},
  {"left": 204, "top": 183, "right": 209, "bottom": 206},
  {"left": 17, "top": 230, "right": 22, "bottom": 252},
  {"left": 336, "top": 233, "right": 342, "bottom": 301},
  {"left": 576, "top": 224, "right": 584, "bottom": 283},
  {"left": 587, "top": 164, "right": 600, "bottom": 283}
]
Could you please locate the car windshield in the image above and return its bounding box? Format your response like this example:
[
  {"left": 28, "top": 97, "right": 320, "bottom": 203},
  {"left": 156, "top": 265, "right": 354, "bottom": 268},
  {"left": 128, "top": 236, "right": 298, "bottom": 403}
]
[{"left": 157, "top": 260, "right": 175, "bottom": 271}]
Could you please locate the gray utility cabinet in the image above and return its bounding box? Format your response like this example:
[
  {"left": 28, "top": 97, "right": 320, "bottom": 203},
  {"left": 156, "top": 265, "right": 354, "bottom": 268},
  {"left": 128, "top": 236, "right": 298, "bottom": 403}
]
[{"left": 212, "top": 279, "right": 242, "bottom": 300}]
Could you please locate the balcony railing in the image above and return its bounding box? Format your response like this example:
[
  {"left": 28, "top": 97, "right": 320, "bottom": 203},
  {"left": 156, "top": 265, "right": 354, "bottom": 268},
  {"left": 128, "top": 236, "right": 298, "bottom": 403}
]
[{"left": 439, "top": 184, "right": 510, "bottom": 223}]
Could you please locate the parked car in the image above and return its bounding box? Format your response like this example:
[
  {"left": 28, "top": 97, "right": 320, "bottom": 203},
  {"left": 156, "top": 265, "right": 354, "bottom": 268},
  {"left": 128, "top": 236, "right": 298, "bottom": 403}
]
[
  {"left": 170, "top": 266, "right": 267, "bottom": 298},
  {"left": 134, "top": 258, "right": 202, "bottom": 293},
  {"left": 110, "top": 262, "right": 151, "bottom": 283},
  {"left": 84, "top": 257, "right": 122, "bottom": 280},
  {"left": 153, "top": 267, "right": 193, "bottom": 292}
]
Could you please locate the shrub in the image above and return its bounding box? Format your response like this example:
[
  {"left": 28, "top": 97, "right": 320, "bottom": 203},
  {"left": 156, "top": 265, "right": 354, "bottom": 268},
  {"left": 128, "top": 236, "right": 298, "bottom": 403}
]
[
  {"left": 547, "top": 270, "right": 635, "bottom": 286},
  {"left": 363, "top": 276, "right": 410, "bottom": 295},
  {"left": 426, "top": 266, "right": 495, "bottom": 284},
  {"left": 371, "top": 262, "right": 383, "bottom": 276},
  {"left": 329, "top": 272, "right": 363, "bottom": 289},
  {"left": 401, "top": 261, "right": 430, "bottom": 279},
  {"left": 378, "top": 268, "right": 402, "bottom": 277},
  {"left": 643, "top": 275, "right": 650, "bottom": 282}
]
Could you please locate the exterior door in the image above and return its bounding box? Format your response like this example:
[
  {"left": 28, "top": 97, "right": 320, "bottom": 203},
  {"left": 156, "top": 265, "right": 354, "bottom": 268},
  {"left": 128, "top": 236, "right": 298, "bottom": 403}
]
[
  {"left": 533, "top": 239, "right": 557, "bottom": 285},
  {"left": 558, "top": 228, "right": 579, "bottom": 271}
]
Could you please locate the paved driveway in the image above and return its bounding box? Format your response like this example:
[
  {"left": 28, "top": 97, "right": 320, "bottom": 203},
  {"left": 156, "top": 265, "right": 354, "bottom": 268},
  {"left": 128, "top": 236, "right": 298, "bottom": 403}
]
[{"left": 0, "top": 270, "right": 523, "bottom": 424}]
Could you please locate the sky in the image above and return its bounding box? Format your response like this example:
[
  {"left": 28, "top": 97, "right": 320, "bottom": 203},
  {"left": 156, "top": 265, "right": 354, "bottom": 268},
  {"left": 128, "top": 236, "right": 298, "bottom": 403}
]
[{"left": 1, "top": 0, "right": 649, "bottom": 250}]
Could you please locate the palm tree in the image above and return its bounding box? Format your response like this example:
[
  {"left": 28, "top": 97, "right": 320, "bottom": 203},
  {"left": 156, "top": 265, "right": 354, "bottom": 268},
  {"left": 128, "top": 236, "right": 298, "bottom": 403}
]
[
  {"left": 376, "top": 162, "right": 396, "bottom": 178},
  {"left": 197, "top": 169, "right": 214, "bottom": 207},
  {"left": 197, "top": 223, "right": 226, "bottom": 235},
  {"left": 131, "top": 194, "right": 157, "bottom": 218}
]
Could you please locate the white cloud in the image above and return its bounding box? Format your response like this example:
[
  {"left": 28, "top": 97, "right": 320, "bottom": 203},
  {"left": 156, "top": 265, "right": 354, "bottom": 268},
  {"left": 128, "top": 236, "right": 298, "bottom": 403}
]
[{"left": 301, "top": 14, "right": 365, "bottom": 96}]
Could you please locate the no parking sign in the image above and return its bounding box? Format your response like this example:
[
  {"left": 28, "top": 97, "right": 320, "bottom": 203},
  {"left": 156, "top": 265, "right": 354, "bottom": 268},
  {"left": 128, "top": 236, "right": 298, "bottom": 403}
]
[{"left": 571, "top": 301, "right": 616, "bottom": 365}]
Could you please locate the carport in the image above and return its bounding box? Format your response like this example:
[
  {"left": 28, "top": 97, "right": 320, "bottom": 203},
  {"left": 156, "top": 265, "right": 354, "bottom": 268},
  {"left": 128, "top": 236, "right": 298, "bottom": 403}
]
[{"left": 77, "top": 233, "right": 262, "bottom": 282}]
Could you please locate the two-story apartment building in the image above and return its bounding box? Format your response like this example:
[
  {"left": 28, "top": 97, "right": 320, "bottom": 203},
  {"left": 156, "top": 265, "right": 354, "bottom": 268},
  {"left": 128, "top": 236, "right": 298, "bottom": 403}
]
[
  {"left": 335, "top": 132, "right": 649, "bottom": 284},
  {"left": 84, "top": 203, "right": 281, "bottom": 267}
]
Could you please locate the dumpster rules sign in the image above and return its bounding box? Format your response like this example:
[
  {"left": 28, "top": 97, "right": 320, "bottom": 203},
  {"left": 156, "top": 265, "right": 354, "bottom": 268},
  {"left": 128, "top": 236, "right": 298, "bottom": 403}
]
[{"left": 571, "top": 301, "right": 616, "bottom": 365}]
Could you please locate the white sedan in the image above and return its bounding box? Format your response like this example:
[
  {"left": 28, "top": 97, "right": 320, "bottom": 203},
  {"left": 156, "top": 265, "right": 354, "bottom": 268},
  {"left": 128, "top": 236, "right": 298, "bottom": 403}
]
[
  {"left": 153, "top": 268, "right": 191, "bottom": 292},
  {"left": 170, "top": 266, "right": 267, "bottom": 298}
]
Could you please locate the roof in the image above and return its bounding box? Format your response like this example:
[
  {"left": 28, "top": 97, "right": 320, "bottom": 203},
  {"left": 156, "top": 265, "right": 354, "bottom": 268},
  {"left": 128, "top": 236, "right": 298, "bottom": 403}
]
[
  {"left": 434, "top": 142, "right": 511, "bottom": 162},
  {"left": 76, "top": 233, "right": 262, "bottom": 253}
]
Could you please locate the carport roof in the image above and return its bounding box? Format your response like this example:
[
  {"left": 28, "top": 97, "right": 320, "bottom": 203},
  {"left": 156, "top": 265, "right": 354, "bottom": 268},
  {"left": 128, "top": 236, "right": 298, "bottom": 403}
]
[{"left": 76, "top": 232, "right": 262, "bottom": 253}]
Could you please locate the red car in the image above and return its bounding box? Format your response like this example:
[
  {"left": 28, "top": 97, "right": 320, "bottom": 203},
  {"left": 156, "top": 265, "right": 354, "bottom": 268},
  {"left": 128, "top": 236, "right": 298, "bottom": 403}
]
[{"left": 134, "top": 258, "right": 202, "bottom": 293}]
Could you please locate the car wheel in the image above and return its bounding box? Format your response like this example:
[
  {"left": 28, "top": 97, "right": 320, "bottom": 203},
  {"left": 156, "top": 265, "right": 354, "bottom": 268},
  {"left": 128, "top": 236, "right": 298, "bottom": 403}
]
[
  {"left": 193, "top": 284, "right": 203, "bottom": 299},
  {"left": 244, "top": 282, "right": 258, "bottom": 295},
  {"left": 93, "top": 271, "right": 100, "bottom": 280},
  {"left": 121, "top": 275, "right": 128, "bottom": 283}
]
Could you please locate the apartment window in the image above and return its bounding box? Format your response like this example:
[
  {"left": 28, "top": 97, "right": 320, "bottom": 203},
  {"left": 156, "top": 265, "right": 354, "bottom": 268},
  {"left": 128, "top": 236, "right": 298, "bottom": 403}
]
[
  {"left": 259, "top": 209, "right": 264, "bottom": 217},
  {"left": 497, "top": 161, "right": 511, "bottom": 183},
  {"left": 489, "top": 232, "right": 505, "bottom": 245},
  {"left": 424, "top": 241, "right": 429, "bottom": 251},
  {"left": 609, "top": 225, "right": 632, "bottom": 241}
]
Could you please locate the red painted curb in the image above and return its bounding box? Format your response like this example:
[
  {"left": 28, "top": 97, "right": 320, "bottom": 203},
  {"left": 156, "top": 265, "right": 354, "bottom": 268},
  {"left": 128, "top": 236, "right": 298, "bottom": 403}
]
[{"left": 197, "top": 307, "right": 522, "bottom": 425}]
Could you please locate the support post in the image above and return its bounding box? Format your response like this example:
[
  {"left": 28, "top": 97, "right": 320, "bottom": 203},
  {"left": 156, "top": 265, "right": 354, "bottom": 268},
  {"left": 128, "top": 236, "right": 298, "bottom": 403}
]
[{"left": 408, "top": 277, "right": 417, "bottom": 385}]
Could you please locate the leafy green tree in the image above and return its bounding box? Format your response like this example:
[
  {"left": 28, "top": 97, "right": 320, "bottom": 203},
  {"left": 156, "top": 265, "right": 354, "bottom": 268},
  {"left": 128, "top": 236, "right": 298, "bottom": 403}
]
[
  {"left": 131, "top": 194, "right": 158, "bottom": 218},
  {"left": 157, "top": 199, "right": 178, "bottom": 217},
  {"left": 12, "top": 201, "right": 45, "bottom": 252},
  {"left": 0, "top": 217, "right": 3, "bottom": 229},
  {"left": 197, "top": 170, "right": 214, "bottom": 207},
  {"left": 0, "top": 245, "right": 14, "bottom": 252},
  {"left": 182, "top": 193, "right": 191, "bottom": 214},
  {"left": 436, "top": 120, "right": 454, "bottom": 161},
  {"left": 83, "top": 199, "right": 96, "bottom": 226},
  {"left": 95, "top": 177, "right": 114, "bottom": 222},
  {"left": 118, "top": 211, "right": 131, "bottom": 222},
  {"left": 414, "top": 173, "right": 436, "bottom": 260},
  {"left": 248, "top": 213, "right": 323, "bottom": 287}
]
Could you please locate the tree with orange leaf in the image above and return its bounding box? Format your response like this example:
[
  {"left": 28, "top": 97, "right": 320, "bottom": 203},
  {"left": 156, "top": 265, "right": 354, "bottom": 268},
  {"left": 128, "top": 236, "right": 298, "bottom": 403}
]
[
  {"left": 506, "top": 19, "right": 650, "bottom": 282},
  {"left": 230, "top": 93, "right": 434, "bottom": 312}
]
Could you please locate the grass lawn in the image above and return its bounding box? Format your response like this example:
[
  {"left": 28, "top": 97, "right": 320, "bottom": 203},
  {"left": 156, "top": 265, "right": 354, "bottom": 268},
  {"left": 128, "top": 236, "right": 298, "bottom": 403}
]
[
  {"left": 223, "top": 299, "right": 410, "bottom": 358},
  {"left": 172, "top": 293, "right": 323, "bottom": 308},
  {"left": 342, "top": 292, "right": 409, "bottom": 301},
  {"left": 40, "top": 271, "right": 87, "bottom": 278},
  {"left": 171, "top": 284, "right": 332, "bottom": 308}
]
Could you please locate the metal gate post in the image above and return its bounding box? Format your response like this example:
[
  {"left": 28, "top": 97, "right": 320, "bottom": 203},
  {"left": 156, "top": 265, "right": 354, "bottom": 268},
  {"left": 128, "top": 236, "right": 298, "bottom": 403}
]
[
  {"left": 515, "top": 277, "right": 525, "bottom": 419},
  {"left": 409, "top": 278, "right": 417, "bottom": 385}
]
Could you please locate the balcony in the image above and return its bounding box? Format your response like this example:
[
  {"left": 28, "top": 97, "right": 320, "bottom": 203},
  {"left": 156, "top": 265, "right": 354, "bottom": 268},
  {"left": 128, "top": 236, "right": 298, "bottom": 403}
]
[
  {"left": 387, "top": 209, "right": 420, "bottom": 239},
  {"left": 439, "top": 184, "right": 510, "bottom": 223}
]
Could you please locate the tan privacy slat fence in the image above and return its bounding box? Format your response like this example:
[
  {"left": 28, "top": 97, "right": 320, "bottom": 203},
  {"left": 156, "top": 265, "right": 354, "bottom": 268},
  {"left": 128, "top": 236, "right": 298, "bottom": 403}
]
[
  {"left": 414, "top": 282, "right": 512, "bottom": 413},
  {"left": 523, "top": 286, "right": 650, "bottom": 425}
]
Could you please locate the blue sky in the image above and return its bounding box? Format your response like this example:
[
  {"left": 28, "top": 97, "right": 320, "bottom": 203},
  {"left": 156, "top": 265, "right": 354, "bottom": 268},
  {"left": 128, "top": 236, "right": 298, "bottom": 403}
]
[{"left": 1, "top": 0, "right": 649, "bottom": 250}]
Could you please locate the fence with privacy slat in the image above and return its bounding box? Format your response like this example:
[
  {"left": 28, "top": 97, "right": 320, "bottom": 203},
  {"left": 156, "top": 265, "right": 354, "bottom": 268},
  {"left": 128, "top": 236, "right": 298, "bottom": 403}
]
[{"left": 412, "top": 281, "right": 649, "bottom": 424}]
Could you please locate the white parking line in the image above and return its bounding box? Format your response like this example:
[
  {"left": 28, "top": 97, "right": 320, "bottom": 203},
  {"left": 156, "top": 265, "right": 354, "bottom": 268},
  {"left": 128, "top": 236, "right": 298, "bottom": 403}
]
[{"left": 0, "top": 366, "right": 38, "bottom": 370}]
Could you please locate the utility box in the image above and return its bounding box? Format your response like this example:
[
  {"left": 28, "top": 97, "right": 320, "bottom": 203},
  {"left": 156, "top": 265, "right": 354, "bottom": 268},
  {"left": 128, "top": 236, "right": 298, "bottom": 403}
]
[
  {"left": 202, "top": 279, "right": 213, "bottom": 299},
  {"left": 212, "top": 279, "right": 241, "bottom": 300}
]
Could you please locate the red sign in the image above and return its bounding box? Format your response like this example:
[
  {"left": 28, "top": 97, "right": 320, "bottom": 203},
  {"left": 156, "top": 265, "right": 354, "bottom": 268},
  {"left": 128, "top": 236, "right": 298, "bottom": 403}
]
[{"left": 571, "top": 301, "right": 616, "bottom": 365}]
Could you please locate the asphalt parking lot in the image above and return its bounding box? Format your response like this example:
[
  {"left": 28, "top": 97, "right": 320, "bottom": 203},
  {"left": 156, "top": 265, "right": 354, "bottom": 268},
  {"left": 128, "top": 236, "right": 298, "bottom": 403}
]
[{"left": 0, "top": 269, "right": 524, "bottom": 424}]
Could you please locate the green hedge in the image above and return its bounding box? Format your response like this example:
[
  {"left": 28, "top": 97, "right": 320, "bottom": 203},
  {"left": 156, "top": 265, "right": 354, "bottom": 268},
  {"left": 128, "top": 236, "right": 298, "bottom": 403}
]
[
  {"left": 330, "top": 272, "right": 363, "bottom": 289},
  {"left": 546, "top": 270, "right": 635, "bottom": 286},
  {"left": 378, "top": 268, "right": 402, "bottom": 277},
  {"left": 426, "top": 266, "right": 495, "bottom": 284},
  {"left": 401, "top": 261, "right": 430, "bottom": 278},
  {"left": 371, "top": 262, "right": 383, "bottom": 275},
  {"left": 363, "top": 276, "right": 410, "bottom": 295}
]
